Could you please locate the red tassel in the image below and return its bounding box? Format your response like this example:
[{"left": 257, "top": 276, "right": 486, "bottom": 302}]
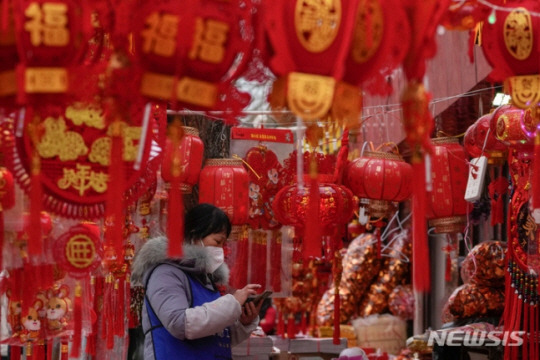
[
  {"left": 412, "top": 160, "right": 430, "bottom": 292},
  {"left": 70, "top": 282, "right": 82, "bottom": 358},
  {"left": 277, "top": 310, "right": 285, "bottom": 337},
  {"left": 270, "top": 230, "right": 282, "bottom": 292},
  {"left": 250, "top": 231, "right": 267, "bottom": 289},
  {"left": 0, "top": 212, "right": 3, "bottom": 270},
  {"left": 167, "top": 176, "right": 184, "bottom": 257},
  {"left": 60, "top": 341, "right": 68, "bottom": 360},
  {"left": 524, "top": 301, "right": 529, "bottom": 360},
  {"left": 228, "top": 232, "right": 248, "bottom": 289},
  {"left": 445, "top": 251, "right": 452, "bottom": 282},
  {"left": 32, "top": 344, "right": 44, "bottom": 360},
  {"left": 300, "top": 312, "right": 307, "bottom": 335},
  {"left": 115, "top": 278, "right": 125, "bottom": 337},
  {"left": 105, "top": 121, "right": 125, "bottom": 261},
  {"left": 333, "top": 288, "right": 340, "bottom": 345},
  {"left": 376, "top": 227, "right": 382, "bottom": 259},
  {"left": 10, "top": 345, "right": 21, "bottom": 360},
  {"left": 287, "top": 314, "right": 295, "bottom": 339},
  {"left": 28, "top": 152, "right": 43, "bottom": 256},
  {"left": 303, "top": 172, "right": 321, "bottom": 259},
  {"left": 532, "top": 133, "right": 540, "bottom": 210},
  {"left": 46, "top": 340, "right": 52, "bottom": 360}
]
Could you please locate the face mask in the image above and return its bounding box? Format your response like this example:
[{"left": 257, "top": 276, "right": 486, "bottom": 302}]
[{"left": 204, "top": 246, "right": 225, "bottom": 274}]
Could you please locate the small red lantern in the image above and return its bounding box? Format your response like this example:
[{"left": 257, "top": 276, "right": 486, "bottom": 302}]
[
  {"left": 343, "top": 150, "right": 413, "bottom": 218},
  {"left": 198, "top": 158, "right": 249, "bottom": 232},
  {"left": 272, "top": 178, "right": 354, "bottom": 254},
  {"left": 426, "top": 137, "right": 470, "bottom": 233},
  {"left": 464, "top": 113, "right": 508, "bottom": 164},
  {"left": 490, "top": 104, "right": 535, "bottom": 153},
  {"left": 161, "top": 126, "right": 204, "bottom": 194}
]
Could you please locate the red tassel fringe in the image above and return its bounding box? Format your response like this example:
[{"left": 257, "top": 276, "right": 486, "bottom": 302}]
[
  {"left": 167, "top": 176, "right": 184, "bottom": 258},
  {"left": 250, "top": 232, "right": 267, "bottom": 289},
  {"left": 69, "top": 283, "right": 82, "bottom": 358},
  {"left": 287, "top": 314, "right": 295, "bottom": 339},
  {"left": 10, "top": 345, "right": 21, "bottom": 360},
  {"left": 105, "top": 129, "right": 125, "bottom": 260},
  {"left": 412, "top": 161, "right": 430, "bottom": 292},
  {"left": 28, "top": 154, "right": 42, "bottom": 256},
  {"left": 228, "top": 234, "right": 248, "bottom": 289},
  {"left": 333, "top": 287, "right": 340, "bottom": 345},
  {"left": 277, "top": 310, "right": 285, "bottom": 337},
  {"left": 532, "top": 134, "right": 540, "bottom": 210},
  {"left": 303, "top": 175, "right": 321, "bottom": 259},
  {"left": 270, "top": 230, "right": 282, "bottom": 292}
]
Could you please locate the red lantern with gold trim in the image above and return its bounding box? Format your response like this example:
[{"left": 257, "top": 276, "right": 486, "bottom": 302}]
[
  {"left": 198, "top": 158, "right": 249, "bottom": 232},
  {"left": 426, "top": 137, "right": 470, "bottom": 233},
  {"left": 161, "top": 126, "right": 204, "bottom": 194},
  {"left": 343, "top": 150, "right": 413, "bottom": 218},
  {"left": 464, "top": 112, "right": 508, "bottom": 164},
  {"left": 490, "top": 104, "right": 535, "bottom": 152}
]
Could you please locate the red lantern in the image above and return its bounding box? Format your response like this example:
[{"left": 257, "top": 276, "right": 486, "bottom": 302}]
[
  {"left": 426, "top": 137, "right": 470, "bottom": 233},
  {"left": 198, "top": 158, "right": 249, "bottom": 231},
  {"left": 490, "top": 104, "right": 535, "bottom": 153},
  {"left": 481, "top": 2, "right": 540, "bottom": 82},
  {"left": 161, "top": 126, "right": 204, "bottom": 194},
  {"left": 464, "top": 113, "right": 508, "bottom": 164},
  {"left": 272, "top": 179, "right": 354, "bottom": 247},
  {"left": 343, "top": 150, "right": 413, "bottom": 218}
]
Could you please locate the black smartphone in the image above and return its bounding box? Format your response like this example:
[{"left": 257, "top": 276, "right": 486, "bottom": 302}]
[{"left": 245, "top": 290, "right": 273, "bottom": 305}]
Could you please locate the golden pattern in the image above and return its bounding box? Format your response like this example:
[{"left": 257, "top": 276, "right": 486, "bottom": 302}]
[
  {"left": 504, "top": 7, "right": 533, "bottom": 61},
  {"left": 88, "top": 123, "right": 141, "bottom": 165},
  {"left": 287, "top": 72, "right": 335, "bottom": 120},
  {"left": 57, "top": 164, "right": 108, "bottom": 196},
  {"left": 351, "top": 0, "right": 383, "bottom": 63},
  {"left": 0, "top": 71, "right": 16, "bottom": 97},
  {"left": 504, "top": 75, "right": 540, "bottom": 109},
  {"left": 189, "top": 17, "right": 229, "bottom": 64},
  {"left": 295, "top": 0, "right": 341, "bottom": 53},
  {"left": 141, "top": 12, "right": 179, "bottom": 57},
  {"left": 65, "top": 234, "right": 96, "bottom": 269},
  {"left": 65, "top": 105, "right": 105, "bottom": 129},
  {"left": 36, "top": 116, "right": 88, "bottom": 161},
  {"left": 24, "top": 2, "right": 69, "bottom": 47},
  {"left": 25, "top": 67, "right": 68, "bottom": 93}
]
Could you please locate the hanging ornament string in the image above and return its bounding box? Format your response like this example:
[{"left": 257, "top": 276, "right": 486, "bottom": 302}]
[{"left": 166, "top": 118, "right": 185, "bottom": 258}]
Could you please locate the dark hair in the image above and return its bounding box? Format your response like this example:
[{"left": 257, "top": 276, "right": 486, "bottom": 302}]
[{"left": 184, "top": 203, "right": 232, "bottom": 243}]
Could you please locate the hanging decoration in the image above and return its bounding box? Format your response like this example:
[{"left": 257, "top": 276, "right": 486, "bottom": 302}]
[
  {"left": 132, "top": 0, "right": 254, "bottom": 121},
  {"left": 0, "top": 2, "right": 18, "bottom": 112},
  {"left": 400, "top": 0, "right": 452, "bottom": 292},
  {"left": 426, "top": 137, "right": 470, "bottom": 234},
  {"left": 5, "top": 102, "right": 161, "bottom": 219},
  {"left": 440, "top": 0, "right": 491, "bottom": 31}
]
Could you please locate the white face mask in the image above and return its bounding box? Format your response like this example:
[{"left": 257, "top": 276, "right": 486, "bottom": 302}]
[{"left": 204, "top": 246, "right": 225, "bottom": 274}]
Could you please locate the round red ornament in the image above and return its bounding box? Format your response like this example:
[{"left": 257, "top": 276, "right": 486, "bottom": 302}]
[
  {"left": 161, "top": 126, "right": 204, "bottom": 194},
  {"left": 53, "top": 222, "right": 102, "bottom": 277},
  {"left": 463, "top": 113, "right": 507, "bottom": 164},
  {"left": 490, "top": 104, "right": 534, "bottom": 153}
]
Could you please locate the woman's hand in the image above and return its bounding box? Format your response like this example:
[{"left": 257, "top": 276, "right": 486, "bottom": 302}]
[
  {"left": 239, "top": 299, "right": 263, "bottom": 326},
  {"left": 233, "top": 284, "right": 261, "bottom": 305}
]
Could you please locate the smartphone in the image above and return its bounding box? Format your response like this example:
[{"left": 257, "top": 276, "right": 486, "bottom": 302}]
[{"left": 245, "top": 290, "right": 273, "bottom": 305}]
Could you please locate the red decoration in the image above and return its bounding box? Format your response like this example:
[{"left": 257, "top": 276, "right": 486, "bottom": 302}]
[
  {"left": 6, "top": 102, "right": 160, "bottom": 219},
  {"left": 441, "top": 1, "right": 491, "bottom": 31},
  {"left": 132, "top": 0, "right": 254, "bottom": 119},
  {"left": 464, "top": 112, "right": 507, "bottom": 164},
  {"left": 343, "top": 149, "right": 413, "bottom": 217},
  {"left": 198, "top": 158, "right": 249, "bottom": 230},
  {"left": 161, "top": 126, "right": 204, "bottom": 194},
  {"left": 481, "top": 2, "right": 540, "bottom": 82},
  {"left": 53, "top": 222, "right": 102, "bottom": 277},
  {"left": 426, "top": 137, "right": 470, "bottom": 234},
  {"left": 490, "top": 104, "right": 534, "bottom": 152},
  {"left": 13, "top": 0, "right": 92, "bottom": 105},
  {"left": 0, "top": 3, "right": 18, "bottom": 111},
  {"left": 272, "top": 177, "right": 354, "bottom": 258}
]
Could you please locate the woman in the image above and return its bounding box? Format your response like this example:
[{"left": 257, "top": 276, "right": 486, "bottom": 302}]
[{"left": 132, "top": 203, "right": 263, "bottom": 360}]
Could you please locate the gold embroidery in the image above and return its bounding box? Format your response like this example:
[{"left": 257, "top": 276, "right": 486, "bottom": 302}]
[
  {"left": 287, "top": 72, "right": 335, "bottom": 120},
  {"left": 65, "top": 104, "right": 105, "bottom": 129},
  {"left": 36, "top": 116, "right": 88, "bottom": 161},
  {"left": 504, "top": 7, "right": 533, "bottom": 60},
  {"left": 66, "top": 234, "right": 96, "bottom": 269},
  {"left": 25, "top": 67, "right": 68, "bottom": 93},
  {"left": 57, "top": 164, "right": 108, "bottom": 196},
  {"left": 295, "top": 0, "right": 341, "bottom": 53},
  {"left": 188, "top": 17, "right": 229, "bottom": 64},
  {"left": 88, "top": 123, "right": 142, "bottom": 165},
  {"left": 24, "top": 2, "right": 69, "bottom": 47},
  {"left": 88, "top": 137, "right": 111, "bottom": 166},
  {"left": 141, "top": 12, "right": 179, "bottom": 57}
]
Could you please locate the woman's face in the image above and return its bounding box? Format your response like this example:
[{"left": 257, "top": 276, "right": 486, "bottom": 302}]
[{"left": 200, "top": 230, "right": 228, "bottom": 248}]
